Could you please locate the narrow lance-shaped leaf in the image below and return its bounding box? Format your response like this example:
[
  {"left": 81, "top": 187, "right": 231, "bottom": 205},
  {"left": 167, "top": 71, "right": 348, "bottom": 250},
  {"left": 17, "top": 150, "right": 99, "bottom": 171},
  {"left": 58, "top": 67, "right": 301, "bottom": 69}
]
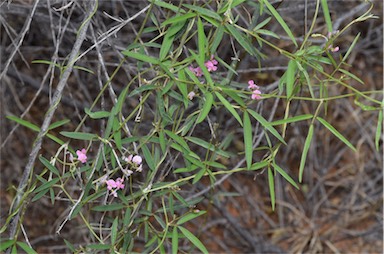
[
  {"left": 215, "top": 92, "right": 242, "bottom": 126},
  {"left": 60, "top": 131, "right": 97, "bottom": 141},
  {"left": 172, "top": 227, "right": 178, "bottom": 254},
  {"left": 224, "top": 24, "right": 256, "bottom": 56},
  {"left": 196, "top": 92, "right": 214, "bottom": 124},
  {"left": 178, "top": 226, "right": 209, "bottom": 254},
  {"left": 243, "top": 110, "right": 253, "bottom": 169},
  {"left": 197, "top": 16, "right": 206, "bottom": 63},
  {"left": 262, "top": 0, "right": 298, "bottom": 47},
  {"left": 286, "top": 60, "right": 297, "bottom": 98},
  {"left": 268, "top": 167, "right": 275, "bottom": 211},
  {"left": 247, "top": 109, "right": 287, "bottom": 145},
  {"left": 299, "top": 124, "right": 314, "bottom": 183},
  {"left": 39, "top": 156, "right": 60, "bottom": 177},
  {"left": 321, "top": 0, "right": 333, "bottom": 32},
  {"left": 317, "top": 117, "right": 357, "bottom": 152},
  {"left": 273, "top": 162, "right": 299, "bottom": 189}
]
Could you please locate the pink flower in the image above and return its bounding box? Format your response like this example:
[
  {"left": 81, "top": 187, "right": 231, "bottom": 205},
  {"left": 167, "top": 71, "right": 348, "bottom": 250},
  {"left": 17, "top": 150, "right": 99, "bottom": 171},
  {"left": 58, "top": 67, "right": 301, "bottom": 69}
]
[
  {"left": 189, "top": 66, "right": 203, "bottom": 77},
  {"left": 251, "top": 90, "right": 262, "bottom": 100},
  {"left": 248, "top": 80, "right": 259, "bottom": 90},
  {"left": 124, "top": 154, "right": 133, "bottom": 163},
  {"left": 106, "top": 179, "right": 117, "bottom": 190},
  {"left": 331, "top": 46, "right": 339, "bottom": 52},
  {"left": 132, "top": 155, "right": 142, "bottom": 166},
  {"left": 76, "top": 149, "right": 87, "bottom": 163},
  {"left": 188, "top": 91, "right": 196, "bottom": 100},
  {"left": 106, "top": 178, "right": 125, "bottom": 197},
  {"left": 248, "top": 80, "right": 262, "bottom": 100},
  {"left": 115, "top": 178, "right": 125, "bottom": 189},
  {"left": 204, "top": 61, "right": 217, "bottom": 72}
]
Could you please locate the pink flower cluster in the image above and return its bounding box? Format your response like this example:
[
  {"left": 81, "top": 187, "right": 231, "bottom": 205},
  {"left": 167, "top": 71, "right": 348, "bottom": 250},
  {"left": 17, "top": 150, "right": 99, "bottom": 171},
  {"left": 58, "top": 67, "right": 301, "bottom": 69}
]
[
  {"left": 248, "top": 80, "right": 262, "bottom": 100},
  {"left": 104, "top": 154, "right": 144, "bottom": 198},
  {"left": 188, "top": 55, "right": 218, "bottom": 77},
  {"left": 204, "top": 56, "right": 218, "bottom": 72},
  {"left": 76, "top": 149, "right": 87, "bottom": 163},
  {"left": 124, "top": 154, "right": 143, "bottom": 172},
  {"left": 106, "top": 178, "right": 125, "bottom": 197}
]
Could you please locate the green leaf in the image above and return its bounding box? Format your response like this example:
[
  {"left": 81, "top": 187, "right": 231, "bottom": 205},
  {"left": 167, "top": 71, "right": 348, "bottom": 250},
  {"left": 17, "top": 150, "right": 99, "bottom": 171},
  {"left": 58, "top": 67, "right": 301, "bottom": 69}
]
[
  {"left": 178, "top": 226, "right": 209, "bottom": 254},
  {"left": 177, "top": 69, "right": 189, "bottom": 108},
  {"left": 48, "top": 119, "right": 70, "bottom": 130},
  {"left": 247, "top": 109, "right": 287, "bottom": 145},
  {"left": 211, "top": 25, "right": 224, "bottom": 53},
  {"left": 121, "top": 50, "right": 159, "bottom": 64},
  {"left": 172, "top": 227, "right": 178, "bottom": 254},
  {"left": 111, "top": 217, "right": 118, "bottom": 245},
  {"left": 177, "top": 210, "right": 206, "bottom": 225},
  {"left": 152, "top": 0, "right": 185, "bottom": 13},
  {"left": 375, "top": 110, "right": 383, "bottom": 151},
  {"left": 39, "top": 156, "right": 60, "bottom": 177},
  {"left": 87, "top": 244, "right": 111, "bottom": 250},
  {"left": 7, "top": 115, "right": 39, "bottom": 132},
  {"left": 317, "top": 117, "right": 357, "bottom": 152},
  {"left": 273, "top": 163, "right": 299, "bottom": 189},
  {"left": 197, "top": 16, "right": 206, "bottom": 62},
  {"left": 321, "top": 0, "right": 333, "bottom": 32},
  {"left": 183, "top": 4, "right": 222, "bottom": 21},
  {"left": 215, "top": 92, "right": 242, "bottom": 126},
  {"left": 161, "top": 12, "right": 196, "bottom": 27},
  {"left": 339, "top": 68, "right": 364, "bottom": 84},
  {"left": 268, "top": 167, "right": 275, "bottom": 211},
  {"left": 16, "top": 242, "right": 37, "bottom": 254},
  {"left": 63, "top": 239, "right": 76, "bottom": 252},
  {"left": 0, "top": 239, "right": 15, "bottom": 251},
  {"left": 249, "top": 160, "right": 269, "bottom": 171},
  {"left": 31, "top": 188, "right": 49, "bottom": 202},
  {"left": 342, "top": 33, "right": 360, "bottom": 63},
  {"left": 271, "top": 114, "right": 313, "bottom": 126},
  {"left": 196, "top": 92, "right": 213, "bottom": 124},
  {"left": 114, "top": 85, "right": 130, "bottom": 115},
  {"left": 192, "top": 168, "right": 206, "bottom": 184},
  {"left": 160, "top": 21, "right": 186, "bottom": 60},
  {"left": 33, "top": 178, "right": 60, "bottom": 193},
  {"left": 129, "top": 84, "right": 157, "bottom": 97},
  {"left": 299, "top": 124, "right": 313, "bottom": 183},
  {"left": 165, "top": 130, "right": 189, "bottom": 151},
  {"left": 60, "top": 131, "right": 97, "bottom": 141},
  {"left": 243, "top": 110, "right": 253, "bottom": 169},
  {"left": 113, "top": 117, "right": 122, "bottom": 150},
  {"left": 142, "top": 144, "right": 156, "bottom": 171},
  {"left": 159, "top": 130, "right": 166, "bottom": 154},
  {"left": 224, "top": 24, "right": 255, "bottom": 56},
  {"left": 92, "top": 203, "right": 125, "bottom": 212},
  {"left": 286, "top": 60, "right": 297, "bottom": 98},
  {"left": 262, "top": 0, "right": 297, "bottom": 47}
]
